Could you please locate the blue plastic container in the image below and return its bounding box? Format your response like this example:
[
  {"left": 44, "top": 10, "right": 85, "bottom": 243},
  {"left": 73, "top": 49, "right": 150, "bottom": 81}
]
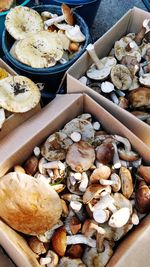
[
  {"left": 0, "top": 0, "right": 32, "bottom": 53},
  {"left": 39, "top": 0, "right": 101, "bottom": 27},
  {"left": 2, "top": 5, "right": 90, "bottom": 103}
]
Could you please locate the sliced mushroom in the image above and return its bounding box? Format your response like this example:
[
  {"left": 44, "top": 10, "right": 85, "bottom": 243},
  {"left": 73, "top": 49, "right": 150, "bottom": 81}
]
[
  {"left": 66, "top": 141, "right": 95, "bottom": 172},
  {"left": 128, "top": 87, "right": 150, "bottom": 108},
  {"left": 62, "top": 118, "right": 95, "bottom": 142},
  {"left": 23, "top": 156, "right": 38, "bottom": 176},
  {"left": 119, "top": 167, "right": 133, "bottom": 199},
  {"left": 41, "top": 132, "right": 72, "bottom": 161},
  {"left": 111, "top": 64, "right": 132, "bottom": 90}
]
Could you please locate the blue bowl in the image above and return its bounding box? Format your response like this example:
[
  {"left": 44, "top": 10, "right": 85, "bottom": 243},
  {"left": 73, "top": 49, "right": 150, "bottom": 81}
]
[
  {"left": 0, "top": 0, "right": 32, "bottom": 53},
  {"left": 2, "top": 4, "right": 90, "bottom": 96}
]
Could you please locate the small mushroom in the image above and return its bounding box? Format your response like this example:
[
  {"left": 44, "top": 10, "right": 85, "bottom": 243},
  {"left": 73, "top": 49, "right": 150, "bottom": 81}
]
[
  {"left": 96, "top": 142, "right": 114, "bottom": 164},
  {"left": 83, "top": 184, "right": 111, "bottom": 204},
  {"left": 112, "top": 142, "right": 121, "bottom": 169},
  {"left": 44, "top": 4, "right": 74, "bottom": 28},
  {"left": 79, "top": 76, "right": 88, "bottom": 85},
  {"left": 86, "top": 44, "right": 116, "bottom": 80},
  {"left": 135, "top": 181, "right": 150, "bottom": 213},
  {"left": 66, "top": 141, "right": 95, "bottom": 172},
  {"left": 33, "top": 146, "right": 41, "bottom": 157},
  {"left": 134, "top": 19, "right": 150, "bottom": 45},
  {"left": 93, "top": 193, "right": 117, "bottom": 216},
  {"left": 118, "top": 96, "right": 129, "bottom": 109},
  {"left": 23, "top": 155, "right": 38, "bottom": 176},
  {"left": 52, "top": 227, "right": 67, "bottom": 256},
  {"left": 119, "top": 167, "right": 133, "bottom": 199},
  {"left": 90, "top": 165, "right": 111, "bottom": 183},
  {"left": 70, "top": 132, "right": 82, "bottom": 142},
  {"left": 92, "top": 121, "right": 101, "bottom": 131},
  {"left": 108, "top": 207, "right": 130, "bottom": 228},
  {"left": 118, "top": 148, "right": 139, "bottom": 162},
  {"left": 101, "top": 81, "right": 119, "bottom": 104},
  {"left": 111, "top": 64, "right": 132, "bottom": 90},
  {"left": 79, "top": 172, "right": 89, "bottom": 192},
  {"left": 28, "top": 236, "right": 47, "bottom": 255},
  {"left": 65, "top": 25, "right": 85, "bottom": 42},
  {"left": 82, "top": 241, "right": 113, "bottom": 267},
  {"left": 137, "top": 165, "right": 150, "bottom": 184}
]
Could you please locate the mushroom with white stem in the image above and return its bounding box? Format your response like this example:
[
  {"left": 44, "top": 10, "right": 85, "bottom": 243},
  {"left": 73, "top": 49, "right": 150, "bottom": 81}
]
[
  {"left": 82, "top": 219, "right": 106, "bottom": 252},
  {"left": 44, "top": 4, "right": 74, "bottom": 28},
  {"left": 61, "top": 193, "right": 82, "bottom": 202},
  {"left": 42, "top": 160, "right": 65, "bottom": 170},
  {"left": 101, "top": 81, "right": 119, "bottom": 104},
  {"left": 128, "top": 87, "right": 150, "bottom": 108},
  {"left": 65, "top": 210, "right": 81, "bottom": 235},
  {"left": 82, "top": 240, "right": 113, "bottom": 267},
  {"left": 28, "top": 236, "right": 47, "bottom": 255},
  {"left": 65, "top": 25, "right": 86, "bottom": 42},
  {"left": 110, "top": 173, "right": 121, "bottom": 192},
  {"left": 41, "top": 11, "right": 58, "bottom": 21},
  {"left": 112, "top": 142, "right": 121, "bottom": 169},
  {"left": 92, "top": 193, "right": 117, "bottom": 216},
  {"left": 86, "top": 44, "right": 117, "bottom": 81},
  {"left": 134, "top": 19, "right": 150, "bottom": 45},
  {"left": 90, "top": 165, "right": 111, "bottom": 183},
  {"left": 118, "top": 148, "right": 139, "bottom": 162}
]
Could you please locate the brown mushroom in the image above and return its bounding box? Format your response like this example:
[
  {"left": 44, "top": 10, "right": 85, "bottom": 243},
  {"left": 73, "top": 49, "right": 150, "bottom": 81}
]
[
  {"left": 24, "top": 156, "right": 38, "bottom": 175},
  {"left": 90, "top": 165, "right": 111, "bottom": 183},
  {"left": 96, "top": 142, "right": 114, "bottom": 165},
  {"left": 28, "top": 236, "right": 47, "bottom": 255},
  {"left": 66, "top": 244, "right": 83, "bottom": 259},
  {"left": 137, "top": 165, "right": 150, "bottom": 184},
  {"left": 66, "top": 141, "right": 95, "bottom": 172},
  {"left": 128, "top": 87, "right": 150, "bottom": 108},
  {"left": 136, "top": 181, "right": 150, "bottom": 213},
  {"left": 83, "top": 184, "right": 111, "bottom": 204},
  {"left": 119, "top": 167, "right": 133, "bottom": 199},
  {"left": 52, "top": 227, "right": 67, "bottom": 256}
]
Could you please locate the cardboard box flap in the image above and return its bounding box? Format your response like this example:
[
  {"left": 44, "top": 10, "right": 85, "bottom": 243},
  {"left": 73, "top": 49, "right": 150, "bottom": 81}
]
[
  {"left": 107, "top": 215, "right": 150, "bottom": 267},
  {"left": 129, "top": 7, "right": 150, "bottom": 33}
]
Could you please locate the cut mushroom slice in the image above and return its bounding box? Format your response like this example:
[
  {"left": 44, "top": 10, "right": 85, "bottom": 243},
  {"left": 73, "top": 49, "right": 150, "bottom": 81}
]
[
  {"left": 139, "top": 73, "right": 150, "bottom": 87},
  {"left": 108, "top": 207, "right": 130, "bottom": 228},
  {"left": 110, "top": 173, "right": 121, "bottom": 192},
  {"left": 79, "top": 172, "right": 89, "bottom": 192},
  {"left": 114, "top": 36, "right": 141, "bottom": 62},
  {"left": 5, "top": 6, "right": 44, "bottom": 40},
  {"left": 15, "top": 31, "right": 63, "bottom": 68},
  {"left": 0, "top": 76, "right": 40, "bottom": 113},
  {"left": 111, "top": 64, "right": 132, "bottom": 90},
  {"left": 44, "top": 4, "right": 74, "bottom": 28},
  {"left": 41, "top": 132, "right": 72, "bottom": 161},
  {"left": 65, "top": 25, "right": 85, "bottom": 42},
  {"left": 101, "top": 81, "right": 119, "bottom": 104},
  {"left": 128, "top": 87, "right": 150, "bottom": 108},
  {"left": 0, "top": 108, "right": 5, "bottom": 129},
  {"left": 62, "top": 117, "right": 95, "bottom": 142},
  {"left": 82, "top": 241, "right": 113, "bottom": 267},
  {"left": 58, "top": 257, "right": 86, "bottom": 267},
  {"left": 66, "top": 141, "right": 95, "bottom": 172},
  {"left": 70, "top": 132, "right": 82, "bottom": 142}
]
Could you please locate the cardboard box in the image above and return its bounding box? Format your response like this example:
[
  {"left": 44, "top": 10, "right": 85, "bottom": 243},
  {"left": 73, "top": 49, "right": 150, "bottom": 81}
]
[
  {"left": 66, "top": 7, "right": 150, "bottom": 148},
  {"left": 0, "top": 94, "right": 150, "bottom": 267},
  {"left": 0, "top": 58, "right": 41, "bottom": 140}
]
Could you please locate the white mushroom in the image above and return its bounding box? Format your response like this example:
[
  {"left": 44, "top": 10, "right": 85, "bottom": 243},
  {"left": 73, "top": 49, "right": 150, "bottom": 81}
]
[
  {"left": 33, "top": 146, "right": 40, "bottom": 157},
  {"left": 101, "top": 81, "right": 119, "bottom": 104},
  {"left": 65, "top": 25, "right": 85, "bottom": 42},
  {"left": 70, "top": 132, "right": 82, "bottom": 142},
  {"left": 79, "top": 172, "right": 89, "bottom": 192},
  {"left": 108, "top": 207, "right": 130, "bottom": 228},
  {"left": 93, "top": 193, "right": 117, "bottom": 217},
  {"left": 66, "top": 234, "right": 96, "bottom": 247},
  {"left": 42, "top": 160, "right": 65, "bottom": 170},
  {"left": 92, "top": 121, "right": 101, "bottom": 130},
  {"left": 70, "top": 201, "right": 82, "bottom": 212},
  {"left": 93, "top": 208, "right": 110, "bottom": 224}
]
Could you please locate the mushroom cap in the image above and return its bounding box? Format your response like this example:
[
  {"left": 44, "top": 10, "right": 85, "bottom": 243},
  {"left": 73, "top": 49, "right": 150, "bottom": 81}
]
[
  {"left": 52, "top": 227, "right": 67, "bottom": 256},
  {"left": 66, "top": 141, "right": 95, "bottom": 172},
  {"left": 128, "top": 87, "right": 150, "bottom": 108},
  {"left": 65, "top": 25, "right": 85, "bottom": 43},
  {"left": 15, "top": 31, "right": 64, "bottom": 68},
  {"left": 136, "top": 181, "right": 150, "bottom": 213},
  {"left": 83, "top": 184, "right": 111, "bottom": 204},
  {"left": 0, "top": 0, "right": 14, "bottom": 11},
  {"left": 62, "top": 118, "right": 95, "bottom": 142},
  {"left": 96, "top": 142, "right": 114, "bottom": 165},
  {"left": 101, "top": 81, "right": 115, "bottom": 93},
  {"left": 137, "top": 165, "right": 150, "bottom": 184},
  {"left": 108, "top": 207, "right": 130, "bottom": 228},
  {"left": 41, "top": 132, "right": 73, "bottom": 161},
  {"left": 0, "top": 172, "right": 62, "bottom": 235},
  {"left": 90, "top": 166, "right": 111, "bottom": 183},
  {"left": 61, "top": 4, "right": 74, "bottom": 25},
  {"left": 0, "top": 76, "right": 41, "bottom": 113},
  {"left": 5, "top": 6, "right": 44, "bottom": 40},
  {"left": 111, "top": 64, "right": 132, "bottom": 90}
]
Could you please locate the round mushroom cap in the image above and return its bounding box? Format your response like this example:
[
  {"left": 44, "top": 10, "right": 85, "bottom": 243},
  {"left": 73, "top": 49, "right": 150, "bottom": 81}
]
[
  {"left": 96, "top": 142, "right": 114, "bottom": 165},
  {"left": 0, "top": 172, "right": 62, "bottom": 235},
  {"left": 61, "top": 4, "right": 74, "bottom": 25},
  {"left": 15, "top": 31, "right": 64, "bottom": 68},
  {"left": 0, "top": 76, "right": 41, "bottom": 113},
  {"left": 66, "top": 141, "right": 95, "bottom": 172},
  {"left": 5, "top": 6, "right": 44, "bottom": 40}
]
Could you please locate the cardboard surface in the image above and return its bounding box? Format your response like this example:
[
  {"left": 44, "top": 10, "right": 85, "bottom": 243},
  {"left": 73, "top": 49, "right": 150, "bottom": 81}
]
[
  {"left": 67, "top": 7, "right": 150, "bottom": 148},
  {"left": 0, "top": 58, "right": 41, "bottom": 140},
  {"left": 0, "top": 94, "right": 150, "bottom": 266}
]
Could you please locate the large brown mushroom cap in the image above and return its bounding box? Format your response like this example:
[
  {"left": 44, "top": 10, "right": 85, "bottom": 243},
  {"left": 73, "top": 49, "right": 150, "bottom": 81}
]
[
  {"left": 66, "top": 141, "right": 95, "bottom": 172},
  {"left": 128, "top": 87, "right": 150, "bottom": 108},
  {"left": 96, "top": 142, "right": 114, "bottom": 165},
  {"left": 0, "top": 172, "right": 62, "bottom": 235}
]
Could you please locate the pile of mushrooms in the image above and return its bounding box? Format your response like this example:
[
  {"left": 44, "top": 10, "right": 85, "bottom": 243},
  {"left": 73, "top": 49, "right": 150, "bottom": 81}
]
[
  {"left": 80, "top": 19, "right": 150, "bottom": 125},
  {"left": 13, "top": 113, "right": 150, "bottom": 267},
  {"left": 6, "top": 5, "right": 86, "bottom": 68}
]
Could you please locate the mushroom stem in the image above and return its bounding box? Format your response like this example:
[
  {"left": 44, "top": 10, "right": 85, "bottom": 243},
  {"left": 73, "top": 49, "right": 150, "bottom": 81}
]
[
  {"left": 112, "top": 142, "right": 121, "bottom": 169},
  {"left": 110, "top": 92, "right": 119, "bottom": 104},
  {"left": 79, "top": 172, "right": 89, "bottom": 192},
  {"left": 66, "top": 234, "right": 96, "bottom": 247},
  {"left": 44, "top": 14, "right": 66, "bottom": 28},
  {"left": 86, "top": 44, "right": 103, "bottom": 70}
]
